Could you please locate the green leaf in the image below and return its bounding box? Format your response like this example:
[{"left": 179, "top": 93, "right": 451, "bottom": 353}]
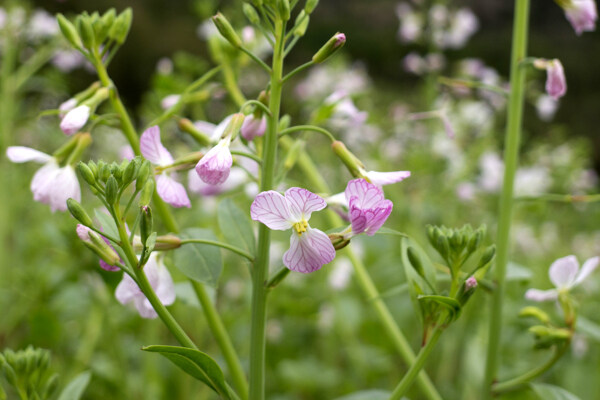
[
  {"left": 418, "top": 295, "right": 462, "bottom": 321},
  {"left": 375, "top": 227, "right": 409, "bottom": 238},
  {"left": 217, "top": 198, "right": 255, "bottom": 256},
  {"left": 530, "top": 383, "right": 581, "bottom": 400},
  {"left": 142, "top": 345, "right": 231, "bottom": 399},
  {"left": 173, "top": 228, "right": 222, "bottom": 287},
  {"left": 57, "top": 371, "right": 91, "bottom": 400},
  {"left": 333, "top": 390, "right": 392, "bottom": 400},
  {"left": 94, "top": 210, "right": 119, "bottom": 239}
]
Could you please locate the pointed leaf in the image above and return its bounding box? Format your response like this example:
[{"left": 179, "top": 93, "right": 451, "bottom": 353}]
[
  {"left": 173, "top": 228, "right": 222, "bottom": 287},
  {"left": 142, "top": 345, "right": 231, "bottom": 399},
  {"left": 417, "top": 295, "right": 462, "bottom": 321},
  {"left": 94, "top": 210, "right": 119, "bottom": 239},
  {"left": 218, "top": 198, "right": 256, "bottom": 256},
  {"left": 57, "top": 371, "right": 91, "bottom": 400},
  {"left": 530, "top": 383, "right": 581, "bottom": 400},
  {"left": 375, "top": 227, "right": 409, "bottom": 238}
]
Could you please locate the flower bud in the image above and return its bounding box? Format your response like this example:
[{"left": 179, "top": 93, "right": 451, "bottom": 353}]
[
  {"left": 476, "top": 245, "right": 496, "bottom": 270},
  {"left": 332, "top": 140, "right": 364, "bottom": 178},
  {"left": 241, "top": 115, "right": 267, "bottom": 141},
  {"left": 60, "top": 105, "right": 90, "bottom": 136},
  {"left": 519, "top": 306, "right": 551, "bottom": 324},
  {"left": 122, "top": 159, "right": 138, "bottom": 187},
  {"left": 212, "top": 12, "right": 242, "bottom": 48},
  {"left": 76, "top": 15, "right": 96, "bottom": 50},
  {"left": 105, "top": 175, "right": 119, "bottom": 205},
  {"left": 312, "top": 32, "right": 346, "bottom": 63},
  {"left": 294, "top": 12, "right": 310, "bottom": 37},
  {"left": 223, "top": 113, "right": 246, "bottom": 139},
  {"left": 139, "top": 178, "right": 155, "bottom": 206},
  {"left": 545, "top": 59, "right": 567, "bottom": 100},
  {"left": 109, "top": 8, "right": 132, "bottom": 44},
  {"left": 95, "top": 8, "right": 116, "bottom": 43},
  {"left": 67, "top": 198, "right": 94, "bottom": 227},
  {"left": 78, "top": 162, "right": 96, "bottom": 186},
  {"left": 135, "top": 160, "right": 151, "bottom": 191},
  {"left": 243, "top": 3, "right": 260, "bottom": 25},
  {"left": 407, "top": 246, "right": 426, "bottom": 278},
  {"left": 278, "top": 0, "right": 291, "bottom": 21},
  {"left": 305, "top": 0, "right": 319, "bottom": 14},
  {"left": 140, "top": 205, "right": 153, "bottom": 245},
  {"left": 86, "top": 230, "right": 121, "bottom": 267},
  {"left": 154, "top": 234, "right": 182, "bottom": 250},
  {"left": 57, "top": 14, "right": 82, "bottom": 48}
]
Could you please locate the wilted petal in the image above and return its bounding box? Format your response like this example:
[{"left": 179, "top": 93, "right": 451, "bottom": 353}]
[
  {"left": 545, "top": 60, "right": 567, "bottom": 100},
  {"left": 250, "top": 190, "right": 294, "bottom": 230},
  {"left": 60, "top": 105, "right": 90, "bottom": 135},
  {"left": 574, "top": 256, "right": 600, "bottom": 286},
  {"left": 7, "top": 146, "right": 52, "bottom": 163},
  {"left": 565, "top": 0, "right": 597, "bottom": 35},
  {"left": 195, "top": 139, "right": 232, "bottom": 185},
  {"left": 283, "top": 227, "right": 336, "bottom": 273},
  {"left": 156, "top": 174, "right": 191, "bottom": 208},
  {"left": 285, "top": 187, "right": 327, "bottom": 221},
  {"left": 525, "top": 288, "right": 559, "bottom": 302},
  {"left": 549, "top": 255, "right": 579, "bottom": 289},
  {"left": 240, "top": 115, "right": 267, "bottom": 141},
  {"left": 365, "top": 170, "right": 411, "bottom": 186},
  {"left": 140, "top": 126, "right": 174, "bottom": 166}
]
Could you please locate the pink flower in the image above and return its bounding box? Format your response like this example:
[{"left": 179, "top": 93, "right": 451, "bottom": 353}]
[
  {"left": 160, "top": 94, "right": 181, "bottom": 110},
  {"left": 240, "top": 115, "right": 267, "bottom": 141},
  {"left": 545, "top": 59, "right": 567, "bottom": 100},
  {"left": 60, "top": 105, "right": 90, "bottom": 135},
  {"left": 345, "top": 179, "right": 393, "bottom": 237},
  {"left": 140, "top": 126, "right": 191, "bottom": 208},
  {"left": 364, "top": 170, "right": 411, "bottom": 186},
  {"left": 195, "top": 138, "right": 233, "bottom": 185},
  {"left": 564, "top": 0, "right": 597, "bottom": 35},
  {"left": 76, "top": 224, "right": 120, "bottom": 271},
  {"left": 251, "top": 188, "right": 336, "bottom": 273},
  {"left": 115, "top": 253, "right": 176, "bottom": 319},
  {"left": 58, "top": 98, "right": 77, "bottom": 117},
  {"left": 525, "top": 255, "right": 599, "bottom": 301},
  {"left": 7, "top": 146, "right": 80, "bottom": 212}
]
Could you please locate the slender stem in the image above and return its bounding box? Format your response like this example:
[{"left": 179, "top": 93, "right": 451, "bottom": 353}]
[
  {"left": 491, "top": 344, "right": 568, "bottom": 394},
  {"left": 281, "top": 60, "right": 315, "bottom": 84},
  {"left": 483, "top": 0, "right": 530, "bottom": 397},
  {"left": 278, "top": 137, "right": 442, "bottom": 400},
  {"left": 222, "top": 59, "right": 247, "bottom": 108},
  {"left": 388, "top": 326, "right": 445, "bottom": 400},
  {"left": 231, "top": 150, "right": 263, "bottom": 164},
  {"left": 240, "top": 100, "right": 272, "bottom": 117},
  {"left": 191, "top": 281, "right": 249, "bottom": 400},
  {"left": 265, "top": 266, "right": 290, "bottom": 289},
  {"left": 239, "top": 46, "right": 272, "bottom": 73},
  {"left": 283, "top": 36, "right": 300, "bottom": 58},
  {"left": 180, "top": 239, "right": 254, "bottom": 261},
  {"left": 249, "top": 18, "right": 285, "bottom": 400},
  {"left": 278, "top": 125, "right": 336, "bottom": 142}
]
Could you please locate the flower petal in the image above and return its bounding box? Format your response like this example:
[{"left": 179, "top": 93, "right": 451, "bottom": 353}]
[
  {"left": 574, "top": 256, "right": 600, "bottom": 286},
  {"left": 345, "top": 178, "right": 385, "bottom": 209},
  {"left": 525, "top": 288, "right": 559, "bottom": 302},
  {"left": 60, "top": 105, "right": 90, "bottom": 135},
  {"left": 283, "top": 227, "right": 336, "bottom": 273},
  {"left": 250, "top": 190, "right": 294, "bottom": 230},
  {"left": 195, "top": 140, "right": 232, "bottom": 185},
  {"left": 549, "top": 255, "right": 580, "bottom": 289},
  {"left": 365, "top": 170, "right": 411, "bottom": 186},
  {"left": 140, "top": 126, "right": 174, "bottom": 166},
  {"left": 284, "top": 187, "right": 327, "bottom": 221},
  {"left": 115, "top": 274, "right": 141, "bottom": 305},
  {"left": 31, "top": 162, "right": 61, "bottom": 205},
  {"left": 49, "top": 166, "right": 81, "bottom": 212},
  {"left": 156, "top": 174, "right": 191, "bottom": 208},
  {"left": 545, "top": 60, "right": 567, "bottom": 100},
  {"left": 349, "top": 198, "right": 393, "bottom": 236},
  {"left": 134, "top": 296, "right": 158, "bottom": 319},
  {"left": 6, "top": 146, "right": 52, "bottom": 163}
]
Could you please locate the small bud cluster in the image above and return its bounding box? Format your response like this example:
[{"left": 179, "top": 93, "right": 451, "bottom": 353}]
[
  {"left": 0, "top": 347, "right": 58, "bottom": 399},
  {"left": 57, "top": 8, "right": 132, "bottom": 52}
]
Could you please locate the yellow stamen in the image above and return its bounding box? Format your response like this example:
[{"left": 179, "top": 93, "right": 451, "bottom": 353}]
[{"left": 293, "top": 219, "right": 308, "bottom": 236}]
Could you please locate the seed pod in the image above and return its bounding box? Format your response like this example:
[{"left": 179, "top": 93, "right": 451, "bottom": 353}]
[
  {"left": 304, "top": 0, "right": 319, "bottom": 14},
  {"left": 67, "top": 198, "right": 94, "bottom": 227},
  {"left": 139, "top": 205, "right": 153, "bottom": 245},
  {"left": 77, "top": 15, "right": 96, "bottom": 50},
  {"left": 312, "top": 32, "right": 346, "bottom": 63}
]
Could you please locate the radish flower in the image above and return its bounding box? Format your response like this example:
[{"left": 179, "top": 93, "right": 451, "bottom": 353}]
[
  {"left": 251, "top": 188, "right": 336, "bottom": 273},
  {"left": 345, "top": 179, "right": 393, "bottom": 237},
  {"left": 195, "top": 137, "right": 233, "bottom": 185},
  {"left": 564, "top": 0, "right": 597, "bottom": 35},
  {"left": 240, "top": 114, "right": 267, "bottom": 141},
  {"left": 545, "top": 59, "right": 567, "bottom": 100},
  {"left": 140, "top": 126, "right": 191, "bottom": 208},
  {"left": 525, "top": 255, "right": 599, "bottom": 302},
  {"left": 60, "top": 105, "right": 90, "bottom": 135}
]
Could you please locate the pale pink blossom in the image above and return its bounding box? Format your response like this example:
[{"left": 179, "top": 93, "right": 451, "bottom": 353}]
[
  {"left": 160, "top": 94, "right": 181, "bottom": 110},
  {"left": 140, "top": 126, "right": 190, "bottom": 208},
  {"left": 363, "top": 170, "right": 411, "bottom": 186},
  {"left": 195, "top": 138, "right": 233, "bottom": 185},
  {"left": 60, "top": 105, "right": 90, "bottom": 135},
  {"left": 251, "top": 188, "right": 336, "bottom": 273},
  {"left": 525, "top": 255, "right": 599, "bottom": 301},
  {"left": 240, "top": 115, "right": 267, "bottom": 141},
  {"left": 58, "top": 98, "right": 77, "bottom": 117},
  {"left": 564, "top": 0, "right": 597, "bottom": 35},
  {"left": 545, "top": 60, "right": 567, "bottom": 100},
  {"left": 345, "top": 179, "right": 393, "bottom": 237},
  {"left": 115, "top": 254, "right": 176, "bottom": 319},
  {"left": 7, "top": 146, "right": 80, "bottom": 212}
]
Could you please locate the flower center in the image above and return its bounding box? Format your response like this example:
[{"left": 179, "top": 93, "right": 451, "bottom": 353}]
[{"left": 292, "top": 219, "right": 308, "bottom": 236}]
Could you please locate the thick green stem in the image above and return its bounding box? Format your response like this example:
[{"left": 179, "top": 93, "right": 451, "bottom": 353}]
[
  {"left": 389, "top": 326, "right": 444, "bottom": 400},
  {"left": 279, "top": 137, "right": 442, "bottom": 400},
  {"left": 249, "top": 18, "right": 285, "bottom": 400},
  {"left": 483, "top": 0, "right": 530, "bottom": 396},
  {"left": 191, "top": 281, "right": 249, "bottom": 400}
]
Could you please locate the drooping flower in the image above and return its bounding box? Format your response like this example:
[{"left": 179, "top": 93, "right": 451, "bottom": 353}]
[
  {"left": 76, "top": 224, "right": 120, "bottom": 271},
  {"left": 160, "top": 94, "right": 181, "bottom": 110},
  {"left": 545, "top": 59, "right": 567, "bottom": 100},
  {"left": 251, "top": 188, "right": 336, "bottom": 273},
  {"left": 60, "top": 105, "right": 90, "bottom": 135},
  {"left": 6, "top": 146, "right": 80, "bottom": 212},
  {"left": 115, "top": 253, "right": 176, "bottom": 319},
  {"left": 345, "top": 179, "right": 393, "bottom": 237},
  {"left": 240, "top": 114, "right": 267, "bottom": 141},
  {"left": 525, "top": 255, "right": 599, "bottom": 302},
  {"left": 563, "top": 0, "right": 597, "bottom": 35},
  {"left": 195, "top": 138, "right": 233, "bottom": 185},
  {"left": 140, "top": 126, "right": 191, "bottom": 208}
]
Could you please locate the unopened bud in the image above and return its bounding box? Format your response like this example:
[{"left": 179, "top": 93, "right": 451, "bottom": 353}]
[
  {"left": 78, "top": 162, "right": 96, "bottom": 186},
  {"left": 332, "top": 140, "right": 364, "bottom": 178},
  {"left": 304, "top": 0, "right": 319, "bottom": 14},
  {"left": 140, "top": 205, "right": 153, "bottom": 244},
  {"left": 278, "top": 0, "right": 291, "bottom": 21},
  {"left": 95, "top": 8, "right": 116, "bottom": 43},
  {"left": 477, "top": 245, "right": 496, "bottom": 270},
  {"left": 223, "top": 113, "right": 246, "bottom": 139},
  {"left": 136, "top": 161, "right": 151, "bottom": 191},
  {"left": 105, "top": 176, "right": 119, "bottom": 205},
  {"left": 154, "top": 234, "right": 182, "bottom": 250},
  {"left": 178, "top": 118, "right": 211, "bottom": 146},
  {"left": 122, "top": 160, "right": 137, "bottom": 186},
  {"left": 86, "top": 231, "right": 121, "bottom": 266},
  {"left": 519, "top": 306, "right": 551, "bottom": 324},
  {"left": 57, "top": 14, "right": 82, "bottom": 48},
  {"left": 109, "top": 8, "right": 132, "bottom": 44},
  {"left": 138, "top": 178, "right": 155, "bottom": 206},
  {"left": 407, "top": 246, "right": 425, "bottom": 278},
  {"left": 212, "top": 12, "right": 242, "bottom": 48},
  {"left": 67, "top": 198, "right": 94, "bottom": 227},
  {"left": 312, "top": 32, "right": 346, "bottom": 63},
  {"left": 243, "top": 4, "right": 260, "bottom": 25},
  {"left": 77, "top": 15, "right": 96, "bottom": 49},
  {"left": 294, "top": 13, "right": 310, "bottom": 37}
]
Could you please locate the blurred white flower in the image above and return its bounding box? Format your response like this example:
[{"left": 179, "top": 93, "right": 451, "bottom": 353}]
[
  {"left": 27, "top": 9, "right": 58, "bottom": 40},
  {"left": 328, "top": 257, "right": 353, "bottom": 290},
  {"left": 536, "top": 94, "right": 559, "bottom": 121}
]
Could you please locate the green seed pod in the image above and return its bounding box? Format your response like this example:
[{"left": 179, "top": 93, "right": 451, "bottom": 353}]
[
  {"left": 476, "top": 245, "right": 496, "bottom": 270},
  {"left": 312, "top": 32, "right": 346, "bottom": 63},
  {"left": 138, "top": 178, "right": 155, "bottom": 207},
  {"left": 56, "top": 14, "right": 82, "bottom": 48},
  {"left": 294, "top": 13, "right": 310, "bottom": 37},
  {"left": 243, "top": 3, "right": 260, "bottom": 25},
  {"left": 67, "top": 198, "right": 94, "bottom": 227},
  {"left": 76, "top": 15, "right": 96, "bottom": 50},
  {"left": 105, "top": 176, "right": 119, "bottom": 205},
  {"left": 278, "top": 0, "right": 291, "bottom": 21},
  {"left": 122, "top": 159, "right": 137, "bottom": 186},
  {"left": 519, "top": 306, "right": 551, "bottom": 324},
  {"left": 139, "top": 205, "right": 153, "bottom": 245},
  {"left": 78, "top": 162, "right": 96, "bottom": 186},
  {"left": 212, "top": 12, "right": 242, "bottom": 48},
  {"left": 304, "top": 0, "right": 319, "bottom": 14},
  {"left": 331, "top": 140, "right": 364, "bottom": 178}
]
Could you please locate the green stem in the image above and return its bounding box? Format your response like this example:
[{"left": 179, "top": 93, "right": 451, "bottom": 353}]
[
  {"left": 180, "top": 239, "right": 254, "bottom": 261},
  {"left": 281, "top": 60, "right": 315, "bottom": 84},
  {"left": 491, "top": 344, "right": 568, "bottom": 394},
  {"left": 231, "top": 150, "right": 263, "bottom": 164},
  {"left": 389, "top": 326, "right": 445, "bottom": 400},
  {"left": 278, "top": 137, "right": 442, "bottom": 400},
  {"left": 483, "top": 0, "right": 530, "bottom": 397},
  {"left": 249, "top": 18, "right": 285, "bottom": 400},
  {"left": 278, "top": 125, "right": 336, "bottom": 142},
  {"left": 239, "top": 46, "right": 272, "bottom": 73},
  {"left": 240, "top": 100, "right": 272, "bottom": 117},
  {"left": 191, "top": 281, "right": 249, "bottom": 400}
]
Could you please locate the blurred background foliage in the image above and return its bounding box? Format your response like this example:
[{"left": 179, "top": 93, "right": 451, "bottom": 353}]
[{"left": 1, "top": 0, "right": 600, "bottom": 399}]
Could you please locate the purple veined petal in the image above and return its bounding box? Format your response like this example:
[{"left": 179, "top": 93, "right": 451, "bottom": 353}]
[
  {"left": 545, "top": 60, "right": 567, "bottom": 100},
  {"left": 284, "top": 187, "right": 327, "bottom": 221},
  {"left": 6, "top": 146, "right": 52, "bottom": 163},
  {"left": 344, "top": 179, "right": 385, "bottom": 209},
  {"left": 525, "top": 288, "right": 559, "bottom": 302},
  {"left": 49, "top": 166, "right": 81, "bottom": 212},
  {"left": 574, "top": 256, "right": 600, "bottom": 286},
  {"left": 549, "top": 255, "right": 580, "bottom": 289},
  {"left": 565, "top": 0, "right": 597, "bottom": 35},
  {"left": 240, "top": 115, "right": 267, "bottom": 141},
  {"left": 283, "top": 227, "right": 336, "bottom": 273},
  {"left": 188, "top": 168, "right": 223, "bottom": 196},
  {"left": 140, "top": 126, "right": 175, "bottom": 166},
  {"left": 31, "top": 162, "right": 61, "bottom": 206},
  {"left": 195, "top": 140, "right": 233, "bottom": 185},
  {"left": 250, "top": 190, "right": 294, "bottom": 230},
  {"left": 156, "top": 174, "right": 191, "bottom": 208},
  {"left": 357, "top": 199, "right": 393, "bottom": 236},
  {"left": 60, "top": 105, "right": 90, "bottom": 135},
  {"left": 365, "top": 170, "right": 411, "bottom": 186}
]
